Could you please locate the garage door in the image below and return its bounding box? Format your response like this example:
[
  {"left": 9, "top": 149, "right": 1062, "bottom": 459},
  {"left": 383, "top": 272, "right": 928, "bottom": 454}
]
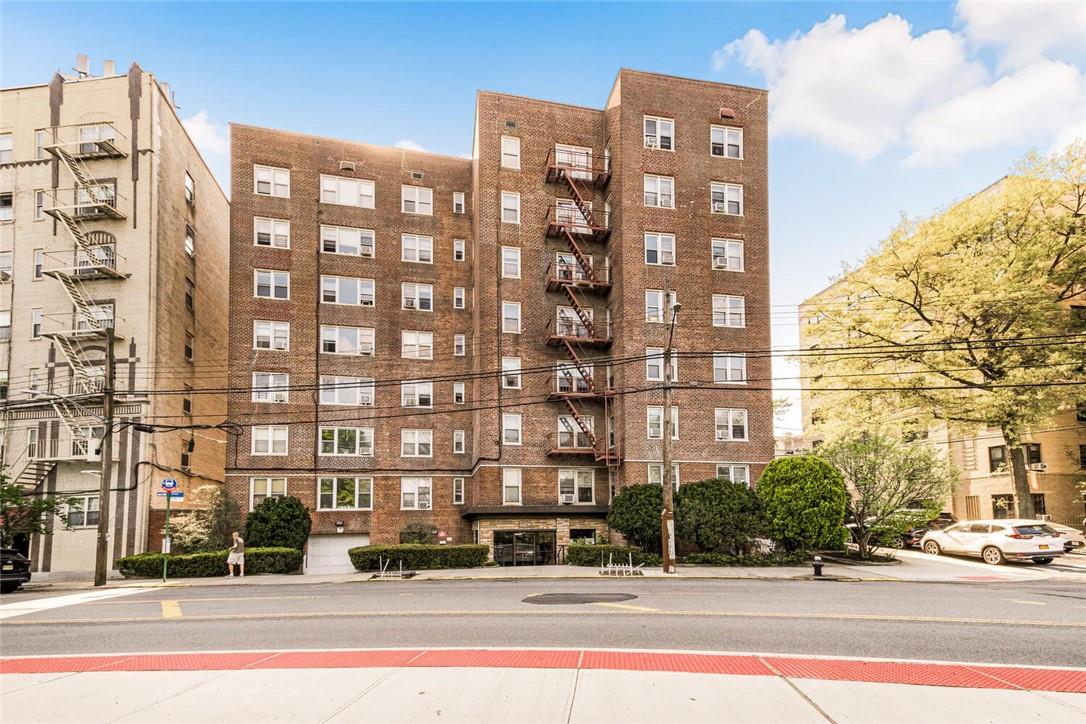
[{"left": 305, "top": 534, "right": 369, "bottom": 575}]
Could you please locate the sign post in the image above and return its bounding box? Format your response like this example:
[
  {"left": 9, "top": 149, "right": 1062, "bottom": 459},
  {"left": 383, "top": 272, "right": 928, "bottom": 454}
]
[{"left": 160, "top": 479, "right": 179, "bottom": 582}]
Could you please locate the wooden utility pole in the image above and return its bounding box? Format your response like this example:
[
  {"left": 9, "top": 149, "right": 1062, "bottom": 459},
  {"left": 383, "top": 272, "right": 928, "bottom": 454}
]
[
  {"left": 93, "top": 328, "right": 115, "bottom": 587},
  {"left": 660, "top": 281, "right": 679, "bottom": 575}
]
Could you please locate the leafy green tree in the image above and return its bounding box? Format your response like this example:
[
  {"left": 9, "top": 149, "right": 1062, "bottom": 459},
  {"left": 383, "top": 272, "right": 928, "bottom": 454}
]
[
  {"left": 169, "top": 485, "right": 241, "bottom": 553},
  {"left": 399, "top": 522, "right": 437, "bottom": 544},
  {"left": 757, "top": 456, "right": 848, "bottom": 551},
  {"left": 607, "top": 484, "right": 663, "bottom": 554},
  {"left": 675, "top": 479, "right": 764, "bottom": 555},
  {"left": 244, "top": 496, "right": 311, "bottom": 551},
  {"left": 1, "top": 475, "right": 71, "bottom": 547}
]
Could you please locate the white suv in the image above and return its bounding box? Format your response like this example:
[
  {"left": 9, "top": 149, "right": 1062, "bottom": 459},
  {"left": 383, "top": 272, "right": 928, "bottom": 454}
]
[{"left": 920, "top": 519, "right": 1065, "bottom": 565}]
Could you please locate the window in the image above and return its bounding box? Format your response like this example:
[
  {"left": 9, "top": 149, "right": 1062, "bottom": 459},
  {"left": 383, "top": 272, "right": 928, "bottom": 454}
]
[
  {"left": 401, "top": 477, "right": 432, "bottom": 510},
  {"left": 252, "top": 425, "right": 288, "bottom": 455},
  {"left": 557, "top": 305, "right": 593, "bottom": 337},
  {"left": 254, "top": 270, "right": 289, "bottom": 299},
  {"left": 453, "top": 430, "right": 466, "bottom": 454},
  {"left": 401, "top": 185, "right": 433, "bottom": 215},
  {"left": 31, "top": 309, "right": 43, "bottom": 339},
  {"left": 555, "top": 144, "right": 594, "bottom": 179},
  {"left": 711, "top": 182, "right": 743, "bottom": 215},
  {"left": 321, "top": 326, "right": 375, "bottom": 355},
  {"left": 401, "top": 233, "right": 434, "bottom": 263},
  {"left": 250, "top": 478, "right": 286, "bottom": 509},
  {"left": 319, "top": 428, "right": 374, "bottom": 456},
  {"left": 453, "top": 287, "right": 465, "bottom": 309},
  {"left": 557, "top": 416, "right": 593, "bottom": 449},
  {"left": 184, "top": 332, "right": 194, "bottom": 362},
  {"left": 645, "top": 348, "right": 678, "bottom": 382},
  {"left": 711, "top": 238, "right": 744, "bottom": 272},
  {"left": 647, "top": 406, "right": 679, "bottom": 440},
  {"left": 711, "top": 125, "right": 743, "bottom": 159},
  {"left": 502, "top": 357, "right": 522, "bottom": 389},
  {"left": 453, "top": 192, "right": 466, "bottom": 214},
  {"left": 502, "top": 301, "right": 521, "bottom": 333},
  {"left": 713, "top": 353, "right": 747, "bottom": 383},
  {"left": 250, "top": 217, "right": 289, "bottom": 248},
  {"left": 184, "top": 171, "right": 195, "bottom": 204},
  {"left": 712, "top": 295, "right": 746, "bottom": 327},
  {"left": 992, "top": 494, "right": 1015, "bottom": 519},
  {"left": 559, "top": 469, "right": 595, "bottom": 504},
  {"left": 453, "top": 382, "right": 465, "bottom": 404},
  {"left": 502, "top": 247, "right": 521, "bottom": 278},
  {"left": 400, "top": 430, "right": 433, "bottom": 458},
  {"left": 253, "top": 321, "right": 289, "bottom": 350},
  {"left": 988, "top": 445, "right": 1007, "bottom": 473},
  {"left": 502, "top": 413, "right": 522, "bottom": 445},
  {"left": 67, "top": 495, "right": 100, "bottom": 527},
  {"left": 185, "top": 278, "right": 195, "bottom": 312},
  {"left": 644, "top": 115, "right": 674, "bottom": 150},
  {"left": 320, "top": 174, "right": 374, "bottom": 208},
  {"left": 254, "top": 165, "right": 290, "bottom": 197},
  {"left": 401, "top": 330, "right": 433, "bottom": 359},
  {"left": 321, "top": 225, "right": 374, "bottom": 257},
  {"left": 184, "top": 225, "right": 196, "bottom": 257},
  {"left": 645, "top": 290, "right": 677, "bottom": 324},
  {"left": 0, "top": 133, "right": 11, "bottom": 164},
  {"left": 252, "top": 372, "right": 289, "bottom": 403},
  {"left": 1031, "top": 493, "right": 1046, "bottom": 516},
  {"left": 644, "top": 232, "right": 676, "bottom": 266},
  {"left": 502, "top": 468, "right": 522, "bottom": 504},
  {"left": 716, "top": 464, "right": 750, "bottom": 486},
  {"left": 318, "top": 477, "right": 372, "bottom": 511},
  {"left": 501, "top": 192, "right": 520, "bottom": 224},
  {"left": 1079, "top": 444, "right": 1086, "bottom": 469},
  {"left": 1024, "top": 443, "right": 1042, "bottom": 465},
  {"left": 453, "top": 477, "right": 465, "bottom": 505},
  {"left": 0, "top": 252, "right": 10, "bottom": 281},
  {"left": 453, "top": 239, "right": 466, "bottom": 262},
  {"left": 715, "top": 408, "right": 748, "bottom": 441},
  {"left": 647, "top": 464, "right": 681, "bottom": 490},
  {"left": 401, "top": 380, "right": 434, "bottom": 408},
  {"left": 401, "top": 282, "right": 433, "bottom": 311},
  {"left": 34, "top": 191, "right": 45, "bottom": 221},
  {"left": 556, "top": 362, "right": 593, "bottom": 394},
  {"left": 453, "top": 334, "right": 466, "bottom": 356},
  {"left": 182, "top": 388, "right": 191, "bottom": 416},
  {"left": 500, "top": 136, "right": 521, "bottom": 169},
  {"left": 35, "top": 129, "right": 53, "bottom": 159},
  {"left": 643, "top": 174, "right": 674, "bottom": 208},
  {"left": 319, "top": 375, "right": 374, "bottom": 406}
]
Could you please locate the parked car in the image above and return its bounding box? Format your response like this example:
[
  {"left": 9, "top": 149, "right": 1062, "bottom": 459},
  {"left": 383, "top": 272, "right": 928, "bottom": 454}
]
[
  {"left": 1, "top": 548, "right": 32, "bottom": 593},
  {"left": 921, "top": 520, "right": 1065, "bottom": 565},
  {"left": 904, "top": 513, "right": 959, "bottom": 548},
  {"left": 1046, "top": 523, "right": 1086, "bottom": 553},
  {"left": 845, "top": 523, "right": 907, "bottom": 549}
]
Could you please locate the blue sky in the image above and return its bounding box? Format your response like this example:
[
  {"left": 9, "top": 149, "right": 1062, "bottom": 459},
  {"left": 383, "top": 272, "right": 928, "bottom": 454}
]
[{"left": 4, "top": 2, "right": 1084, "bottom": 434}]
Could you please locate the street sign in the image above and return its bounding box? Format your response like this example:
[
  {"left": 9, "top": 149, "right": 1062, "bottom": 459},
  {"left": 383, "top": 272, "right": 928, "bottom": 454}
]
[
  {"left": 161, "top": 478, "right": 178, "bottom": 490},
  {"left": 162, "top": 537, "right": 171, "bottom": 554},
  {"left": 156, "top": 491, "right": 185, "bottom": 500}
]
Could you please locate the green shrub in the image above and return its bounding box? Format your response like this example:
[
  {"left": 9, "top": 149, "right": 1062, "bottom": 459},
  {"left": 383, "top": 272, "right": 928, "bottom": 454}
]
[
  {"left": 681, "top": 551, "right": 810, "bottom": 566},
  {"left": 244, "top": 496, "right": 311, "bottom": 551},
  {"left": 399, "top": 523, "right": 438, "bottom": 544},
  {"left": 757, "top": 456, "right": 848, "bottom": 552},
  {"left": 676, "top": 479, "right": 764, "bottom": 554},
  {"left": 566, "top": 543, "right": 661, "bottom": 567},
  {"left": 348, "top": 544, "right": 488, "bottom": 571},
  {"left": 606, "top": 484, "right": 663, "bottom": 553},
  {"left": 115, "top": 547, "right": 302, "bottom": 578}
]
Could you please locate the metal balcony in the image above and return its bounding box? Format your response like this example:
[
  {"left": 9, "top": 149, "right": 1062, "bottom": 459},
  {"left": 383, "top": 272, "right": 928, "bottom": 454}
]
[
  {"left": 544, "top": 148, "right": 611, "bottom": 189},
  {"left": 545, "top": 205, "right": 612, "bottom": 244},
  {"left": 43, "top": 122, "right": 128, "bottom": 161},
  {"left": 43, "top": 187, "right": 127, "bottom": 222},
  {"left": 545, "top": 317, "right": 612, "bottom": 349},
  {"left": 42, "top": 246, "right": 128, "bottom": 281},
  {"left": 545, "top": 259, "right": 612, "bottom": 295}
]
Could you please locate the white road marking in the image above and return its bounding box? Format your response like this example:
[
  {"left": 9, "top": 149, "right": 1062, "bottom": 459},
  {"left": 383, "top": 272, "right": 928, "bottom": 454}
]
[
  {"left": 1006, "top": 599, "right": 1046, "bottom": 606},
  {"left": 0, "top": 588, "right": 144, "bottom": 621}
]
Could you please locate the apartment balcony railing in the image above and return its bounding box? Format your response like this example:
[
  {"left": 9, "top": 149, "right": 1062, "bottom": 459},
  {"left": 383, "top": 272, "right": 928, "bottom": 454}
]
[
  {"left": 544, "top": 205, "right": 612, "bottom": 244},
  {"left": 43, "top": 122, "right": 128, "bottom": 161},
  {"left": 40, "top": 310, "right": 121, "bottom": 340},
  {"left": 27, "top": 430, "right": 116, "bottom": 463},
  {"left": 43, "top": 187, "right": 127, "bottom": 222},
  {"left": 42, "top": 246, "right": 128, "bottom": 281},
  {"left": 544, "top": 148, "right": 612, "bottom": 189},
  {"left": 544, "top": 316, "right": 612, "bottom": 349},
  {"left": 545, "top": 259, "right": 612, "bottom": 294}
]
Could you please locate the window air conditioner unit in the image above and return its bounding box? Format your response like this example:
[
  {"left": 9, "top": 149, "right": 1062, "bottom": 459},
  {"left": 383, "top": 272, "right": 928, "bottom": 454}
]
[
  {"left": 645, "top": 137, "right": 658, "bottom": 148},
  {"left": 362, "top": 300, "right": 374, "bottom": 307},
  {"left": 713, "top": 202, "right": 726, "bottom": 213},
  {"left": 1028, "top": 463, "right": 1047, "bottom": 472},
  {"left": 661, "top": 251, "right": 675, "bottom": 265},
  {"left": 360, "top": 395, "right": 373, "bottom": 405},
  {"left": 360, "top": 343, "right": 374, "bottom": 355},
  {"left": 418, "top": 501, "right": 432, "bottom": 510},
  {"left": 713, "top": 257, "right": 728, "bottom": 269},
  {"left": 404, "top": 299, "right": 416, "bottom": 309},
  {"left": 560, "top": 494, "right": 575, "bottom": 504}
]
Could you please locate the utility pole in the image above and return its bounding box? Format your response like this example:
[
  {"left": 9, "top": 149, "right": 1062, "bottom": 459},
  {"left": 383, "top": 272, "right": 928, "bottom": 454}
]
[
  {"left": 660, "top": 281, "right": 680, "bottom": 575},
  {"left": 93, "top": 327, "right": 116, "bottom": 587}
]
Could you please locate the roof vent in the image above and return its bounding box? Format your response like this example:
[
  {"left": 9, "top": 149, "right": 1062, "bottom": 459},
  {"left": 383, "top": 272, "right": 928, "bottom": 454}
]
[
  {"left": 339, "top": 160, "right": 356, "bottom": 173},
  {"left": 103, "top": 60, "right": 116, "bottom": 76},
  {"left": 505, "top": 120, "right": 517, "bottom": 129},
  {"left": 411, "top": 171, "right": 424, "bottom": 181},
  {"left": 719, "top": 107, "right": 737, "bottom": 120},
  {"left": 75, "top": 53, "right": 90, "bottom": 78}
]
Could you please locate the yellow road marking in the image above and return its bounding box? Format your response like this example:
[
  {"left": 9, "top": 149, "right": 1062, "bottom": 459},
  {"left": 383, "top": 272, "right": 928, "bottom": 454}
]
[
  {"left": 593, "top": 602, "right": 659, "bottom": 613},
  {"left": 81, "top": 595, "right": 329, "bottom": 606},
  {"left": 1007, "top": 599, "right": 1046, "bottom": 606},
  {"left": 160, "top": 600, "right": 183, "bottom": 619}
]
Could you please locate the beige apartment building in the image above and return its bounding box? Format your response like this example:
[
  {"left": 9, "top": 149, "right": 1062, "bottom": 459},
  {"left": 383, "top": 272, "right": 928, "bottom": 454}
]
[{"left": 0, "top": 57, "right": 230, "bottom": 578}]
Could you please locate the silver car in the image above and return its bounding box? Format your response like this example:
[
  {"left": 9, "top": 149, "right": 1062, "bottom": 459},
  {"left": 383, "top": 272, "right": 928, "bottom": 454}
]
[{"left": 920, "top": 519, "right": 1065, "bottom": 565}]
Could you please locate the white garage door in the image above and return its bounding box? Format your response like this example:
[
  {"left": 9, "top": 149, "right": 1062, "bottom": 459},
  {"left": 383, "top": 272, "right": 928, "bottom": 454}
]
[{"left": 305, "top": 534, "right": 369, "bottom": 575}]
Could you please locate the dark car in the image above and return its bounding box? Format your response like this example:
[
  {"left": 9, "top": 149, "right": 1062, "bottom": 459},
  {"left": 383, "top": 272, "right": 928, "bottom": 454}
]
[
  {"left": 1, "top": 548, "right": 32, "bottom": 593},
  {"left": 905, "top": 513, "right": 959, "bottom": 548}
]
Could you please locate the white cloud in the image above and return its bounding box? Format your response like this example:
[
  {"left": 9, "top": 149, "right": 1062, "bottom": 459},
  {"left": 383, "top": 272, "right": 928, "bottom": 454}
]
[
  {"left": 956, "top": 0, "right": 1086, "bottom": 70},
  {"left": 182, "top": 110, "right": 230, "bottom": 190},
  {"left": 395, "top": 139, "right": 427, "bottom": 152},
  {"left": 715, "top": 14, "right": 986, "bottom": 161}
]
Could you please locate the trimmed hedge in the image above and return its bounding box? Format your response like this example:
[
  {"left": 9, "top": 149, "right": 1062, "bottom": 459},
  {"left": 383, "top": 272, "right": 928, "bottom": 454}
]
[
  {"left": 566, "top": 544, "right": 661, "bottom": 567},
  {"left": 681, "top": 551, "right": 811, "bottom": 567},
  {"left": 115, "top": 547, "right": 302, "bottom": 578},
  {"left": 348, "top": 544, "right": 488, "bottom": 571}
]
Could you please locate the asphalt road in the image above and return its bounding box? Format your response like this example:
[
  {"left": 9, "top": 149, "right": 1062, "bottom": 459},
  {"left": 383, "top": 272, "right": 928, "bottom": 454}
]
[{"left": 3, "top": 577, "right": 1085, "bottom": 666}]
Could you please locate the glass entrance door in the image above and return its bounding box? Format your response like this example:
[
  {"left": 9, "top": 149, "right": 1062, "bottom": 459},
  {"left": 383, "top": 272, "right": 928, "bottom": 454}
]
[{"left": 492, "top": 530, "right": 557, "bottom": 566}]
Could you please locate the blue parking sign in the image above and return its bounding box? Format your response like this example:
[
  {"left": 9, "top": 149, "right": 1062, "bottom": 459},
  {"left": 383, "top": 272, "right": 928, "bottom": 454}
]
[{"left": 161, "top": 478, "right": 178, "bottom": 490}]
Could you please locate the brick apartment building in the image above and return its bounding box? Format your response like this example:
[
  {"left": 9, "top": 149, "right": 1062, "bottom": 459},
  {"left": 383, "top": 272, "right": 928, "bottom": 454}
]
[{"left": 227, "top": 69, "right": 773, "bottom": 572}]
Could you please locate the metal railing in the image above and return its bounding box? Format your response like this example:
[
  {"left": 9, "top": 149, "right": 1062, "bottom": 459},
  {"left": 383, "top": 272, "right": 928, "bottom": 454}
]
[
  {"left": 42, "top": 187, "right": 127, "bottom": 220},
  {"left": 43, "top": 122, "right": 128, "bottom": 159}
]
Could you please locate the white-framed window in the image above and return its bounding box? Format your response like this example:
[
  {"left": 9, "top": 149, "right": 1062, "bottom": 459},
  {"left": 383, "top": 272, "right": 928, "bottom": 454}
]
[
  {"left": 401, "top": 282, "right": 433, "bottom": 311},
  {"left": 401, "top": 185, "right": 433, "bottom": 215},
  {"left": 643, "top": 174, "right": 674, "bottom": 208},
  {"left": 321, "top": 225, "right": 375, "bottom": 257},
  {"left": 559, "top": 469, "right": 595, "bottom": 504},
  {"left": 453, "top": 287, "right": 465, "bottom": 309},
  {"left": 254, "top": 270, "right": 289, "bottom": 299},
  {"left": 647, "top": 463, "right": 681, "bottom": 490},
  {"left": 713, "top": 353, "right": 747, "bottom": 383},
  {"left": 318, "top": 476, "right": 372, "bottom": 510},
  {"left": 321, "top": 325, "right": 375, "bottom": 355},
  {"left": 322, "top": 275, "right": 376, "bottom": 306},
  {"left": 252, "top": 372, "right": 289, "bottom": 403},
  {"left": 67, "top": 494, "right": 100, "bottom": 527},
  {"left": 252, "top": 425, "right": 288, "bottom": 455},
  {"left": 555, "top": 144, "right": 594, "bottom": 179},
  {"left": 35, "top": 130, "right": 50, "bottom": 160},
  {"left": 319, "top": 428, "right": 374, "bottom": 457},
  {"left": 556, "top": 305, "right": 592, "bottom": 338},
  {"left": 254, "top": 217, "right": 290, "bottom": 248},
  {"left": 644, "top": 232, "right": 676, "bottom": 266},
  {"left": 401, "top": 233, "right": 434, "bottom": 263},
  {"left": 500, "top": 135, "right": 521, "bottom": 169},
  {"left": 185, "top": 225, "right": 196, "bottom": 257},
  {"left": 716, "top": 463, "right": 750, "bottom": 486},
  {"left": 250, "top": 477, "right": 287, "bottom": 509},
  {"left": 34, "top": 191, "right": 45, "bottom": 220},
  {"left": 321, "top": 174, "right": 374, "bottom": 208},
  {"left": 502, "top": 468, "right": 522, "bottom": 505},
  {"left": 453, "top": 239, "right": 466, "bottom": 262},
  {"left": 711, "top": 238, "right": 744, "bottom": 271},
  {"left": 400, "top": 429, "right": 433, "bottom": 458},
  {"left": 33, "top": 248, "right": 44, "bottom": 278},
  {"left": 502, "top": 301, "right": 521, "bottom": 334},
  {"left": 711, "top": 125, "right": 743, "bottom": 159},
  {"left": 253, "top": 320, "right": 289, "bottom": 350},
  {"left": 501, "top": 246, "right": 521, "bottom": 278},
  {"left": 319, "top": 375, "right": 374, "bottom": 406},
  {"left": 184, "top": 171, "right": 195, "bottom": 204},
  {"left": 647, "top": 405, "right": 679, "bottom": 440},
  {"left": 453, "top": 381, "right": 465, "bottom": 404},
  {"left": 31, "top": 309, "right": 43, "bottom": 339},
  {"left": 556, "top": 362, "right": 593, "bottom": 394},
  {"left": 715, "top": 408, "right": 748, "bottom": 441},
  {"left": 645, "top": 347, "right": 678, "bottom": 382},
  {"left": 400, "top": 477, "right": 433, "bottom": 510},
  {"left": 453, "top": 477, "right": 465, "bottom": 505},
  {"left": 557, "top": 415, "right": 593, "bottom": 449},
  {"left": 644, "top": 115, "right": 674, "bottom": 150},
  {"left": 502, "top": 357, "right": 522, "bottom": 389},
  {"left": 453, "top": 192, "right": 465, "bottom": 214},
  {"left": 453, "top": 429, "right": 466, "bottom": 454},
  {"left": 401, "top": 380, "right": 434, "bottom": 408},
  {"left": 453, "top": 334, "right": 466, "bottom": 356},
  {"left": 254, "top": 165, "right": 290, "bottom": 197},
  {"left": 645, "top": 289, "right": 677, "bottom": 324},
  {"left": 712, "top": 295, "right": 746, "bottom": 328},
  {"left": 710, "top": 182, "right": 743, "bottom": 215},
  {"left": 502, "top": 413, "right": 522, "bottom": 445},
  {"left": 501, "top": 191, "right": 520, "bottom": 224},
  {"left": 401, "top": 330, "right": 433, "bottom": 359}
]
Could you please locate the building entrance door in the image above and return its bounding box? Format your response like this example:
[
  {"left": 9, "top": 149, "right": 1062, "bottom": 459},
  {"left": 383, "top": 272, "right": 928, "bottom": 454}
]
[{"left": 492, "top": 530, "right": 557, "bottom": 566}]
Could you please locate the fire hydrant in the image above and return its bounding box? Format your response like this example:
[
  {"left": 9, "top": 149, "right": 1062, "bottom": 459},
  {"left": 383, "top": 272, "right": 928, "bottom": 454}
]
[{"left": 812, "top": 555, "right": 824, "bottom": 577}]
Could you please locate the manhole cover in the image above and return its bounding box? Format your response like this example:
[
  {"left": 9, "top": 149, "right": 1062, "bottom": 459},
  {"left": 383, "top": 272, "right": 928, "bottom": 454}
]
[{"left": 522, "top": 593, "right": 637, "bottom": 605}]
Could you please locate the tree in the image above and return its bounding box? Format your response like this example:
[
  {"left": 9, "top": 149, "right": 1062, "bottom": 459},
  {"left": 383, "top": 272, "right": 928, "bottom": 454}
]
[
  {"left": 822, "top": 433, "right": 957, "bottom": 559},
  {"left": 675, "top": 479, "right": 764, "bottom": 555},
  {"left": 607, "top": 484, "right": 663, "bottom": 553},
  {"left": 168, "top": 485, "right": 240, "bottom": 553},
  {"left": 0, "top": 476, "right": 71, "bottom": 547},
  {"left": 244, "top": 496, "right": 311, "bottom": 551},
  {"left": 399, "top": 522, "right": 437, "bottom": 544},
  {"left": 806, "top": 143, "right": 1086, "bottom": 518},
  {"left": 757, "top": 456, "right": 848, "bottom": 551}
]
